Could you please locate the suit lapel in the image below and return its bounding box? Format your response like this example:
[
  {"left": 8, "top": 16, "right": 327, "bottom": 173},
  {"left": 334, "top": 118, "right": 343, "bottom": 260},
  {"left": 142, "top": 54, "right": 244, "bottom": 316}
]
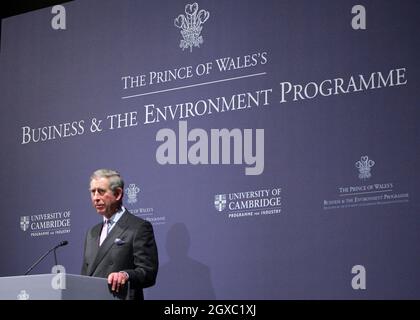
[
  {"left": 85, "top": 223, "right": 102, "bottom": 276},
  {"left": 87, "top": 211, "right": 130, "bottom": 276}
]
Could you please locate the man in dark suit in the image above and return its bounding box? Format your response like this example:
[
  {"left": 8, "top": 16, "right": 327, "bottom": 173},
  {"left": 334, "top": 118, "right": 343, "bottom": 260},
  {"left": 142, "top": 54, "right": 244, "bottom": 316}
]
[{"left": 81, "top": 169, "right": 158, "bottom": 300}]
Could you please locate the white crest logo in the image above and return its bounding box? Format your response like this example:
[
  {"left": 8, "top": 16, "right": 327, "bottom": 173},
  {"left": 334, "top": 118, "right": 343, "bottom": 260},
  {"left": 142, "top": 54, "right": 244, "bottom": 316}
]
[
  {"left": 17, "top": 290, "right": 29, "bottom": 300},
  {"left": 214, "top": 194, "right": 227, "bottom": 212},
  {"left": 20, "top": 216, "right": 30, "bottom": 231},
  {"left": 355, "top": 155, "right": 375, "bottom": 179},
  {"left": 174, "top": 3, "right": 210, "bottom": 52},
  {"left": 125, "top": 183, "right": 140, "bottom": 204}
]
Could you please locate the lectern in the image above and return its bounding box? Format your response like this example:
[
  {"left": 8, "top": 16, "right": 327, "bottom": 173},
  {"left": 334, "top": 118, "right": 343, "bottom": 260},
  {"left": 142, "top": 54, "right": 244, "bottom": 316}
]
[{"left": 0, "top": 274, "right": 128, "bottom": 300}]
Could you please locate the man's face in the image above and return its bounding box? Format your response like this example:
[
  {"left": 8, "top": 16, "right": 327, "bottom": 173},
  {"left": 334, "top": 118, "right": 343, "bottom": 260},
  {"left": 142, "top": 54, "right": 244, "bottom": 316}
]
[{"left": 90, "top": 177, "right": 122, "bottom": 218}]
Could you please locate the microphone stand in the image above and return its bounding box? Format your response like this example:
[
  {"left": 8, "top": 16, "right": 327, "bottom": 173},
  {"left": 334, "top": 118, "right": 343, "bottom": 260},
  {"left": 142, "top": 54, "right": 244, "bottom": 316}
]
[
  {"left": 24, "top": 241, "right": 68, "bottom": 275},
  {"left": 24, "top": 247, "right": 56, "bottom": 275},
  {"left": 54, "top": 247, "right": 58, "bottom": 266}
]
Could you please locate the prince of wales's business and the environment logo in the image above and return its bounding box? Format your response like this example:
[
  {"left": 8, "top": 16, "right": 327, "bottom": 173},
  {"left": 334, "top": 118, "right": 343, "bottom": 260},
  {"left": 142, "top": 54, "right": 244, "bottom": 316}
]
[
  {"left": 355, "top": 155, "right": 375, "bottom": 179},
  {"left": 214, "top": 194, "right": 227, "bottom": 212},
  {"left": 20, "top": 216, "right": 30, "bottom": 231},
  {"left": 125, "top": 183, "right": 140, "bottom": 204},
  {"left": 17, "top": 290, "right": 29, "bottom": 300},
  {"left": 174, "top": 2, "right": 210, "bottom": 52}
]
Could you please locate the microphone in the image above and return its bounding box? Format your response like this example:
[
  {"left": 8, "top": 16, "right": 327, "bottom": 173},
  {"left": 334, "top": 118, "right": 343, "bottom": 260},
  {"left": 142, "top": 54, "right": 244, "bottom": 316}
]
[{"left": 24, "top": 240, "right": 69, "bottom": 275}]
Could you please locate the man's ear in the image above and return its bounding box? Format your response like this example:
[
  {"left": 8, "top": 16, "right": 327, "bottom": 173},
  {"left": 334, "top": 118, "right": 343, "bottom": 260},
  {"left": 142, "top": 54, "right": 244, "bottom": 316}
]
[{"left": 115, "top": 187, "right": 123, "bottom": 201}]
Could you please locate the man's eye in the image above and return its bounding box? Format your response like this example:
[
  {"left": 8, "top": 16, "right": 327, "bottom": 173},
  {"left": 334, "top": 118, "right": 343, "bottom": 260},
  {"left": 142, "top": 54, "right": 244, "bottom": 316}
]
[{"left": 91, "top": 189, "right": 105, "bottom": 195}]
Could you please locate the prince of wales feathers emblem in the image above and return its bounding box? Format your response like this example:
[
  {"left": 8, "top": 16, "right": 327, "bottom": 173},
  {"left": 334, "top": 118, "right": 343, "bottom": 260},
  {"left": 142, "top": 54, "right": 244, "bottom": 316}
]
[{"left": 174, "top": 3, "right": 210, "bottom": 52}]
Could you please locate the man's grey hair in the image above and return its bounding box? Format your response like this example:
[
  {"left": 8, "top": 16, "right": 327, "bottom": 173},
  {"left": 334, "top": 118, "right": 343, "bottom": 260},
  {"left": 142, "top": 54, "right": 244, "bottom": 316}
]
[{"left": 90, "top": 169, "right": 124, "bottom": 195}]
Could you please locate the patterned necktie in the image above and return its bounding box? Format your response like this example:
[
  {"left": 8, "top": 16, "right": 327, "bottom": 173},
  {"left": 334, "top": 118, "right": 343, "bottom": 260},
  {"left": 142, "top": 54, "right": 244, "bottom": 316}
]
[{"left": 99, "top": 219, "right": 109, "bottom": 246}]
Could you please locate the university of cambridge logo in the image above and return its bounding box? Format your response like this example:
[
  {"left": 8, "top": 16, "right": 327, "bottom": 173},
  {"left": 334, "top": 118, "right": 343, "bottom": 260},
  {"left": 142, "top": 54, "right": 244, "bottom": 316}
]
[
  {"left": 214, "top": 194, "right": 227, "bottom": 212},
  {"left": 174, "top": 3, "right": 210, "bottom": 52},
  {"left": 20, "top": 216, "right": 30, "bottom": 231}
]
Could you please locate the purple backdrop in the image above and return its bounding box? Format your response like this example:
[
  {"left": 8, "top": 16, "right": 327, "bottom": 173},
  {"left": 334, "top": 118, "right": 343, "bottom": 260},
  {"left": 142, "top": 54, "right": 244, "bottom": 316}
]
[{"left": 1, "top": 0, "right": 419, "bottom": 299}]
